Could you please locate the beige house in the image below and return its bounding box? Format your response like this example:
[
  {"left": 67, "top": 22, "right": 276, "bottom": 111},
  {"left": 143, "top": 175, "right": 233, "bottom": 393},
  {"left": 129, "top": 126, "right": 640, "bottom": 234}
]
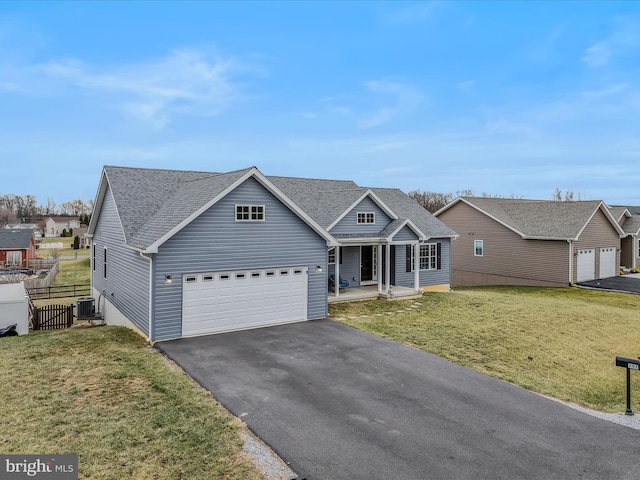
[
  {"left": 44, "top": 216, "right": 81, "bottom": 238},
  {"left": 610, "top": 206, "right": 640, "bottom": 270},
  {"left": 435, "top": 198, "right": 625, "bottom": 287}
]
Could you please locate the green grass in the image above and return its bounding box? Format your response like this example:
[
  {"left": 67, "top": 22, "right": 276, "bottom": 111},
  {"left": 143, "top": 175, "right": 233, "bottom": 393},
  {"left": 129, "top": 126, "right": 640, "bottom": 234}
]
[
  {"left": 0, "top": 327, "right": 266, "bottom": 480},
  {"left": 329, "top": 286, "right": 640, "bottom": 412},
  {"left": 53, "top": 258, "right": 91, "bottom": 286},
  {"left": 37, "top": 236, "right": 90, "bottom": 259}
]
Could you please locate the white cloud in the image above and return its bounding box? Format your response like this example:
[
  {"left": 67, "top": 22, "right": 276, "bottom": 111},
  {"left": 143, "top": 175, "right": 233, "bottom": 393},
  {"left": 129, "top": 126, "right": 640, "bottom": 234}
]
[
  {"left": 383, "top": 1, "right": 441, "bottom": 25},
  {"left": 358, "top": 80, "right": 425, "bottom": 129},
  {"left": 582, "top": 42, "right": 609, "bottom": 68},
  {"left": 457, "top": 80, "right": 476, "bottom": 95},
  {"left": 582, "top": 16, "right": 640, "bottom": 68},
  {"left": 39, "top": 48, "right": 252, "bottom": 128}
]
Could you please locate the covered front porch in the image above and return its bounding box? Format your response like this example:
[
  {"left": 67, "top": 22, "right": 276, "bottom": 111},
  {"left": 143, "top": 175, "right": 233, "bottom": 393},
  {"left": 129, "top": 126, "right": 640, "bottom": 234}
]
[
  {"left": 328, "top": 239, "right": 423, "bottom": 301},
  {"left": 328, "top": 284, "right": 422, "bottom": 303}
]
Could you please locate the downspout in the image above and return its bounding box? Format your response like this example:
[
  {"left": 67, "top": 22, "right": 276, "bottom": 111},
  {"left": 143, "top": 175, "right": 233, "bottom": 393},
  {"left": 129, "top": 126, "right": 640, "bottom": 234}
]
[
  {"left": 568, "top": 240, "right": 573, "bottom": 285},
  {"left": 139, "top": 252, "right": 153, "bottom": 343}
]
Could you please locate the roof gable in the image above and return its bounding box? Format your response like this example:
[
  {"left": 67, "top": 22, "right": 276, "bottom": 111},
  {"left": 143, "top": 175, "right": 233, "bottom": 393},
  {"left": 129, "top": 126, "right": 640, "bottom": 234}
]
[
  {"left": 327, "top": 188, "right": 398, "bottom": 230},
  {"left": 437, "top": 197, "right": 624, "bottom": 240},
  {"left": 90, "top": 166, "right": 337, "bottom": 252}
]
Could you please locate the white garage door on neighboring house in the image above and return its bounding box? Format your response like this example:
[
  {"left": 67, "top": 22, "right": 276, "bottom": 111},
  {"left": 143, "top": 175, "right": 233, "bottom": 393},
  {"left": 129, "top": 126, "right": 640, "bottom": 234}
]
[
  {"left": 599, "top": 247, "right": 617, "bottom": 279},
  {"left": 576, "top": 249, "right": 595, "bottom": 282},
  {"left": 182, "top": 266, "right": 308, "bottom": 336}
]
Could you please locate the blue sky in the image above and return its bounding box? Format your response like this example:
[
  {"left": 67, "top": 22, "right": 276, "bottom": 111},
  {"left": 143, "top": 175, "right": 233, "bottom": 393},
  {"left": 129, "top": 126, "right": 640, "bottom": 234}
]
[{"left": 1, "top": 1, "right": 639, "bottom": 207}]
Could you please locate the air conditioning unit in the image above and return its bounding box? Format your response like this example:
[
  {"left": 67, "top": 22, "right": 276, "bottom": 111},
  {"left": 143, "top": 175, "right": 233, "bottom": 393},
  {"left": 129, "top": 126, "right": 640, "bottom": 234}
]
[{"left": 76, "top": 297, "right": 95, "bottom": 318}]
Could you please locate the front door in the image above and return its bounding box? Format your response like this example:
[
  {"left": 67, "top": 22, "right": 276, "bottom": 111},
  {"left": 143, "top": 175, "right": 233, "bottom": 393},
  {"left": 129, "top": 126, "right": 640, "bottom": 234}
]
[{"left": 361, "top": 246, "right": 373, "bottom": 282}]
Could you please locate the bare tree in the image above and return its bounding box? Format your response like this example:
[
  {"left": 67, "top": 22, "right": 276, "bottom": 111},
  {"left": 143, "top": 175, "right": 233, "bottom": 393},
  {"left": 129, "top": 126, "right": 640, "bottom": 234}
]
[
  {"left": 551, "top": 188, "right": 589, "bottom": 201},
  {"left": 0, "top": 207, "right": 17, "bottom": 228},
  {"left": 407, "top": 190, "right": 454, "bottom": 213}
]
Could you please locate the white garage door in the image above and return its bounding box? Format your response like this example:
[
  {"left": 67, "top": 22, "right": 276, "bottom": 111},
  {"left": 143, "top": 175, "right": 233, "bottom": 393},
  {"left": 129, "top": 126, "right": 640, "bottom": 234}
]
[
  {"left": 599, "top": 247, "right": 617, "bottom": 279},
  {"left": 182, "top": 266, "right": 308, "bottom": 336},
  {"left": 576, "top": 249, "right": 595, "bottom": 282}
]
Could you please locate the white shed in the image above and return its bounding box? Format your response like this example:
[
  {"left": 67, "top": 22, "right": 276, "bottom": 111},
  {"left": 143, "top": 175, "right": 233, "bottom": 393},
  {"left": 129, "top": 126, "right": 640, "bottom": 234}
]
[{"left": 0, "top": 282, "right": 29, "bottom": 335}]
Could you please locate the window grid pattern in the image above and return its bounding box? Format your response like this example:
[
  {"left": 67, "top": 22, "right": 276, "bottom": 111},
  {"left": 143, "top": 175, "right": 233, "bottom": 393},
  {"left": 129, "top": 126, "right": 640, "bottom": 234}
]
[
  {"left": 357, "top": 212, "right": 375, "bottom": 224},
  {"left": 236, "top": 205, "right": 265, "bottom": 221}
]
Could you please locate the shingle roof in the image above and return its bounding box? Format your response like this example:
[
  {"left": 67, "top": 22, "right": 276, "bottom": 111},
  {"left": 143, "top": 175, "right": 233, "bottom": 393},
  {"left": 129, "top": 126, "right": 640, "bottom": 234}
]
[
  {"left": 103, "top": 166, "right": 251, "bottom": 249},
  {"left": 454, "top": 197, "right": 615, "bottom": 240},
  {"left": 98, "top": 166, "right": 457, "bottom": 250},
  {"left": 371, "top": 188, "right": 457, "bottom": 238},
  {"left": 0, "top": 229, "right": 33, "bottom": 249},
  {"left": 622, "top": 216, "right": 640, "bottom": 235},
  {"left": 268, "top": 177, "right": 457, "bottom": 238},
  {"left": 607, "top": 206, "right": 629, "bottom": 224}
]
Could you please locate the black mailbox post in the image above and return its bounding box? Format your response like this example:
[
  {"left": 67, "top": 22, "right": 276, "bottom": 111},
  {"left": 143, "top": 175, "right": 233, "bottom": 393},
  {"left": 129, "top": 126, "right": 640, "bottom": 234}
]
[{"left": 615, "top": 356, "right": 640, "bottom": 416}]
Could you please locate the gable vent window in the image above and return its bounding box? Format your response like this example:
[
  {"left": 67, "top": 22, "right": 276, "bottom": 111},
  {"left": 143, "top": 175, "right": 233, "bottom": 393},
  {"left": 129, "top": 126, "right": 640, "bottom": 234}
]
[
  {"left": 236, "top": 205, "right": 265, "bottom": 221},
  {"left": 357, "top": 212, "right": 375, "bottom": 224}
]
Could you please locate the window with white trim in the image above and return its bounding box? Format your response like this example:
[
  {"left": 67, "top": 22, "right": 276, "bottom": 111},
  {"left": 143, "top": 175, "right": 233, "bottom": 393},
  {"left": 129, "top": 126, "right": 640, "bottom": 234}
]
[
  {"left": 638, "top": 239, "right": 640, "bottom": 257},
  {"left": 474, "top": 240, "right": 484, "bottom": 257},
  {"left": 236, "top": 205, "right": 265, "bottom": 221},
  {"left": 406, "top": 243, "right": 441, "bottom": 271},
  {"left": 328, "top": 247, "right": 342, "bottom": 265},
  {"left": 357, "top": 212, "right": 375, "bottom": 224},
  {"left": 103, "top": 248, "right": 108, "bottom": 278}
]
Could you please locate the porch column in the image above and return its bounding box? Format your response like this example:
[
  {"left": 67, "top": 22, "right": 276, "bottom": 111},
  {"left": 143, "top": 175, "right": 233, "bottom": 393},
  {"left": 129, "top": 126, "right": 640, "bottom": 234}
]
[
  {"left": 377, "top": 244, "right": 383, "bottom": 294},
  {"left": 335, "top": 246, "right": 340, "bottom": 298},
  {"left": 414, "top": 243, "right": 420, "bottom": 292},
  {"left": 385, "top": 243, "right": 391, "bottom": 295}
]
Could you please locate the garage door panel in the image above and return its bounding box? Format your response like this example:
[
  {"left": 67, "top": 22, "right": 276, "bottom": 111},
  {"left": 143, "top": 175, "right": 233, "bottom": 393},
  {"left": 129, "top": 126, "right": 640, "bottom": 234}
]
[
  {"left": 182, "top": 266, "right": 309, "bottom": 336},
  {"left": 577, "top": 249, "right": 595, "bottom": 282},
  {"left": 599, "top": 247, "right": 616, "bottom": 279}
]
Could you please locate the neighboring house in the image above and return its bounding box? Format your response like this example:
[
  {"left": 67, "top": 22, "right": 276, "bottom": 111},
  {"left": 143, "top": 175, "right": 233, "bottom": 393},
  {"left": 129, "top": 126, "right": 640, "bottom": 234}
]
[
  {"left": 4, "top": 223, "right": 42, "bottom": 238},
  {"left": 88, "top": 165, "right": 457, "bottom": 341},
  {"left": 72, "top": 225, "right": 92, "bottom": 249},
  {"left": 45, "top": 216, "right": 80, "bottom": 237},
  {"left": 0, "top": 229, "right": 36, "bottom": 268},
  {"left": 435, "top": 197, "right": 625, "bottom": 287},
  {"left": 610, "top": 206, "right": 640, "bottom": 270}
]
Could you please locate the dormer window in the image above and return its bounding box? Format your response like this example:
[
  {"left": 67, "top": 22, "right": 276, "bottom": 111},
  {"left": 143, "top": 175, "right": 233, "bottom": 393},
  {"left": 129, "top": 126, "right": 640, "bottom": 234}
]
[
  {"left": 357, "top": 212, "right": 375, "bottom": 224},
  {"left": 236, "top": 205, "right": 265, "bottom": 221}
]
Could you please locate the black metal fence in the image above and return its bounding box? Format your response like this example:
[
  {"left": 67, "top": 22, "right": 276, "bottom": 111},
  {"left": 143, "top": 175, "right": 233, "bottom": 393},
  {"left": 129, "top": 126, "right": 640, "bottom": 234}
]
[{"left": 27, "top": 283, "right": 91, "bottom": 300}]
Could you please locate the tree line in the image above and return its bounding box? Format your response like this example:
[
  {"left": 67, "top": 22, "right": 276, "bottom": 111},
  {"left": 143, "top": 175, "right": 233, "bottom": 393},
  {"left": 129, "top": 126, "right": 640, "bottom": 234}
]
[
  {"left": 0, "top": 194, "right": 94, "bottom": 228},
  {"left": 408, "top": 188, "right": 588, "bottom": 213}
]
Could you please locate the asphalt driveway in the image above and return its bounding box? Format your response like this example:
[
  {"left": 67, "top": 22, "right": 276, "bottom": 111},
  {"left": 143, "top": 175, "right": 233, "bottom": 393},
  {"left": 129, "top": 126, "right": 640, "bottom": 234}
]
[
  {"left": 578, "top": 274, "right": 640, "bottom": 294},
  {"left": 156, "top": 320, "right": 640, "bottom": 480}
]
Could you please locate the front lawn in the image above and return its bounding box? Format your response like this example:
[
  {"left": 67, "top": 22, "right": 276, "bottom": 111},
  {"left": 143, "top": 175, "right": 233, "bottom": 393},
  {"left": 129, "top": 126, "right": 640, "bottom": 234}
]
[
  {"left": 329, "top": 286, "right": 640, "bottom": 413},
  {"left": 0, "top": 327, "right": 265, "bottom": 480}
]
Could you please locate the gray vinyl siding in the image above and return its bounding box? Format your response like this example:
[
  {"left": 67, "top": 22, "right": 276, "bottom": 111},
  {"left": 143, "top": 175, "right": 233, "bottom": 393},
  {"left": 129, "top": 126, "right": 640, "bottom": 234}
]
[
  {"left": 331, "top": 197, "right": 392, "bottom": 235},
  {"left": 328, "top": 246, "right": 361, "bottom": 287},
  {"left": 391, "top": 225, "right": 419, "bottom": 242},
  {"left": 573, "top": 208, "right": 621, "bottom": 282},
  {"left": 394, "top": 239, "right": 451, "bottom": 288},
  {"left": 92, "top": 186, "right": 149, "bottom": 335},
  {"left": 152, "top": 177, "right": 327, "bottom": 340},
  {"left": 438, "top": 202, "right": 570, "bottom": 287}
]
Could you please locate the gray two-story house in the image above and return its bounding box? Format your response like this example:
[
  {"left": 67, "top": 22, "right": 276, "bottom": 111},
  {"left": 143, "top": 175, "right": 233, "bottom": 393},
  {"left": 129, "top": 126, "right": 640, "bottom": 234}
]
[{"left": 88, "top": 166, "right": 457, "bottom": 341}]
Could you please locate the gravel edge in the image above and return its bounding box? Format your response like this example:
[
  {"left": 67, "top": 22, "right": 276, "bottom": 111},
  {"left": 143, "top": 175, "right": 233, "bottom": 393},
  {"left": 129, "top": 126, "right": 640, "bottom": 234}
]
[{"left": 241, "top": 430, "right": 297, "bottom": 480}]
